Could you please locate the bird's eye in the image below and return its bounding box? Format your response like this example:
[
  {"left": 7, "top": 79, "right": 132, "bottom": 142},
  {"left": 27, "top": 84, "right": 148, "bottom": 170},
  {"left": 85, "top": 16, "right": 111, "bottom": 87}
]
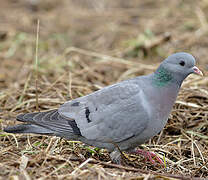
[{"left": 179, "top": 60, "right": 185, "bottom": 66}]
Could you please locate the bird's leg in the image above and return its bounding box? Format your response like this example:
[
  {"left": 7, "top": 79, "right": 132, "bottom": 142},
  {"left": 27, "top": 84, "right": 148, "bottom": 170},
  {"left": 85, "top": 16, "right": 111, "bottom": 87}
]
[
  {"left": 110, "top": 150, "right": 122, "bottom": 164},
  {"left": 109, "top": 141, "right": 127, "bottom": 164},
  {"left": 130, "top": 149, "right": 164, "bottom": 166}
]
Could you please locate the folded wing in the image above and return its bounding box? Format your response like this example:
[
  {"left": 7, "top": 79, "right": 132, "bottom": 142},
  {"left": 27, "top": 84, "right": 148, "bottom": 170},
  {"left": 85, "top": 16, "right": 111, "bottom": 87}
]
[{"left": 59, "top": 80, "right": 149, "bottom": 143}]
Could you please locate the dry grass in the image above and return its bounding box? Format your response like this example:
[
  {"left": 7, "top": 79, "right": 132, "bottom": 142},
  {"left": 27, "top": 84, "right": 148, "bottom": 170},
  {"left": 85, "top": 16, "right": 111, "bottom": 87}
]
[{"left": 1, "top": 0, "right": 208, "bottom": 179}]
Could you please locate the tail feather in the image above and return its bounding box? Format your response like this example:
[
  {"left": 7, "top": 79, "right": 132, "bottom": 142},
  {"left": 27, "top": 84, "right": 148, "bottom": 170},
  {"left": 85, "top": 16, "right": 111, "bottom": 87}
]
[
  {"left": 16, "top": 111, "right": 53, "bottom": 123},
  {"left": 3, "top": 109, "right": 81, "bottom": 137},
  {"left": 4, "top": 124, "right": 54, "bottom": 134}
]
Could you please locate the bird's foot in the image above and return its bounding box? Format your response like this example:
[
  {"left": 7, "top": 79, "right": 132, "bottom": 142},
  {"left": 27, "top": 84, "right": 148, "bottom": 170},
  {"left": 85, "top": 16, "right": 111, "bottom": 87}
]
[
  {"left": 110, "top": 150, "right": 122, "bottom": 164},
  {"left": 110, "top": 149, "right": 165, "bottom": 167},
  {"left": 133, "top": 149, "right": 164, "bottom": 166}
]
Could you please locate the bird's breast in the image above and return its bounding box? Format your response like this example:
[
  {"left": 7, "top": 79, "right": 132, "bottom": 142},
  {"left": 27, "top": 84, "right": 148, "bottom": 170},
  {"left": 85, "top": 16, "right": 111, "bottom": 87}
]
[{"left": 144, "top": 84, "right": 180, "bottom": 136}]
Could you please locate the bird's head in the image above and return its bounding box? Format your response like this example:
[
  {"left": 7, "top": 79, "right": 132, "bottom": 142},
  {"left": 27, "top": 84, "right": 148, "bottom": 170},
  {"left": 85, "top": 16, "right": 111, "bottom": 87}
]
[{"left": 154, "top": 52, "right": 203, "bottom": 87}]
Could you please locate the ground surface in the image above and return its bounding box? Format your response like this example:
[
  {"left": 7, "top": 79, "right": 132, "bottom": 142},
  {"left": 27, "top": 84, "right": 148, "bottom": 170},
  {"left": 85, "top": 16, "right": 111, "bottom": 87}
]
[{"left": 0, "top": 0, "right": 208, "bottom": 179}]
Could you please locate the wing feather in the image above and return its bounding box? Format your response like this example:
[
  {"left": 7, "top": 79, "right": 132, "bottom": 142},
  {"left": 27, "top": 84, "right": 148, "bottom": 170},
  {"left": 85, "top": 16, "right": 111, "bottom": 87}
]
[{"left": 59, "top": 80, "right": 149, "bottom": 143}]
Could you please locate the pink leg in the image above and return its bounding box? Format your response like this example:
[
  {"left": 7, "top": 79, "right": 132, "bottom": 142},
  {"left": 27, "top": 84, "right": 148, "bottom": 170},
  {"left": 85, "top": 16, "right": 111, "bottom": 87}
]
[{"left": 131, "top": 149, "right": 164, "bottom": 166}]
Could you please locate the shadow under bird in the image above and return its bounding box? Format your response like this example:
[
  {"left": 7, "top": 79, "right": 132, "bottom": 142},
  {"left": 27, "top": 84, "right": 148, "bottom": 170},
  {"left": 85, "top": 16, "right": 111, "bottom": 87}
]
[{"left": 4, "top": 52, "right": 203, "bottom": 165}]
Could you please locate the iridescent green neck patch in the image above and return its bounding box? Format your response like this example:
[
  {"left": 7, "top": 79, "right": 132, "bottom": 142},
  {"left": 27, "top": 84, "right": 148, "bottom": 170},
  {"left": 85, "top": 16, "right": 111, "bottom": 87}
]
[{"left": 152, "top": 66, "right": 173, "bottom": 87}]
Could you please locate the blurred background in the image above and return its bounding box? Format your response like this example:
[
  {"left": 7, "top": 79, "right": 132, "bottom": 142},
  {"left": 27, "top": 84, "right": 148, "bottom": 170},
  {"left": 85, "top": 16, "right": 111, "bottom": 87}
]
[
  {"left": 0, "top": 0, "right": 207, "bottom": 87},
  {"left": 0, "top": 0, "right": 208, "bottom": 179}
]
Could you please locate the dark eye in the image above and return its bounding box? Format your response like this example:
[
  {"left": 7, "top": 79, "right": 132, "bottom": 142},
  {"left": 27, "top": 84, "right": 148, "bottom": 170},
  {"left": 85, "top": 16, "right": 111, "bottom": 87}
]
[{"left": 179, "top": 60, "right": 185, "bottom": 66}]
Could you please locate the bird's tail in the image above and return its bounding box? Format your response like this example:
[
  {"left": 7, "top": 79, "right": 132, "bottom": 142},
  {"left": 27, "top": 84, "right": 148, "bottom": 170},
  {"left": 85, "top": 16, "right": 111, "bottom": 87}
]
[
  {"left": 4, "top": 109, "right": 81, "bottom": 138},
  {"left": 4, "top": 123, "right": 54, "bottom": 134}
]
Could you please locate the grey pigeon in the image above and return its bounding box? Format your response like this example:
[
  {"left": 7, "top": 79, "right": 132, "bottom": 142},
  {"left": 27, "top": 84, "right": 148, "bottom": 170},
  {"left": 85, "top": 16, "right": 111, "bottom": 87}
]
[{"left": 4, "top": 52, "right": 203, "bottom": 164}]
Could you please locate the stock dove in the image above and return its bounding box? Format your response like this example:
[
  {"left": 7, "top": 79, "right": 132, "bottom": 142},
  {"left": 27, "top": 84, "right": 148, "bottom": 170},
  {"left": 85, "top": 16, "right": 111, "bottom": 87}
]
[{"left": 4, "top": 52, "right": 203, "bottom": 164}]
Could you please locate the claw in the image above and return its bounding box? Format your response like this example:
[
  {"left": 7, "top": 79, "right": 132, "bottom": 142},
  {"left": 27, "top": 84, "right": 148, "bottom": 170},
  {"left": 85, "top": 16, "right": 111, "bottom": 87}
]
[
  {"left": 148, "top": 151, "right": 164, "bottom": 165},
  {"left": 132, "top": 149, "right": 165, "bottom": 166}
]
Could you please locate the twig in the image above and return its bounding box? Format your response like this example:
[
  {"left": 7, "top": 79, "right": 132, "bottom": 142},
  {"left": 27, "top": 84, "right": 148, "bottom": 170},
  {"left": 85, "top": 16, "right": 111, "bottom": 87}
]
[
  {"left": 192, "top": 159, "right": 208, "bottom": 177},
  {"left": 39, "top": 162, "right": 68, "bottom": 180},
  {"left": 68, "top": 72, "right": 73, "bottom": 99},
  {"left": 64, "top": 46, "right": 155, "bottom": 70},
  {"left": 89, "top": 160, "right": 203, "bottom": 180},
  {"left": 18, "top": 73, "right": 32, "bottom": 104},
  {"left": 47, "top": 155, "right": 204, "bottom": 180},
  {"left": 10, "top": 98, "right": 64, "bottom": 112},
  {"left": 35, "top": 19, "right": 40, "bottom": 112},
  {"left": 71, "top": 158, "right": 94, "bottom": 175}
]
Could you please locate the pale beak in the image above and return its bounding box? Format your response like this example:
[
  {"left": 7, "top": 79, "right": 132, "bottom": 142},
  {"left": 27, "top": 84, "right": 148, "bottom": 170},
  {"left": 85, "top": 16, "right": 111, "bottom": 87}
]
[{"left": 192, "top": 66, "right": 203, "bottom": 76}]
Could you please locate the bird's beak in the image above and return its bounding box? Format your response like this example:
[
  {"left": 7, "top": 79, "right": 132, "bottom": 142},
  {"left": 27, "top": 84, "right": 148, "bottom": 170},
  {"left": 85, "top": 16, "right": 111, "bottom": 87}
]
[{"left": 192, "top": 66, "right": 203, "bottom": 76}]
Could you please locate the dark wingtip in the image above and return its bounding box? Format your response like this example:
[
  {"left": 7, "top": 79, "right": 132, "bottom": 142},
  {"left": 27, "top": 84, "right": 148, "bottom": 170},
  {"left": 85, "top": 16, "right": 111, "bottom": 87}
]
[
  {"left": 4, "top": 124, "right": 54, "bottom": 134},
  {"left": 16, "top": 112, "right": 39, "bottom": 122},
  {"left": 16, "top": 114, "right": 25, "bottom": 121},
  {"left": 4, "top": 124, "right": 27, "bottom": 133}
]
